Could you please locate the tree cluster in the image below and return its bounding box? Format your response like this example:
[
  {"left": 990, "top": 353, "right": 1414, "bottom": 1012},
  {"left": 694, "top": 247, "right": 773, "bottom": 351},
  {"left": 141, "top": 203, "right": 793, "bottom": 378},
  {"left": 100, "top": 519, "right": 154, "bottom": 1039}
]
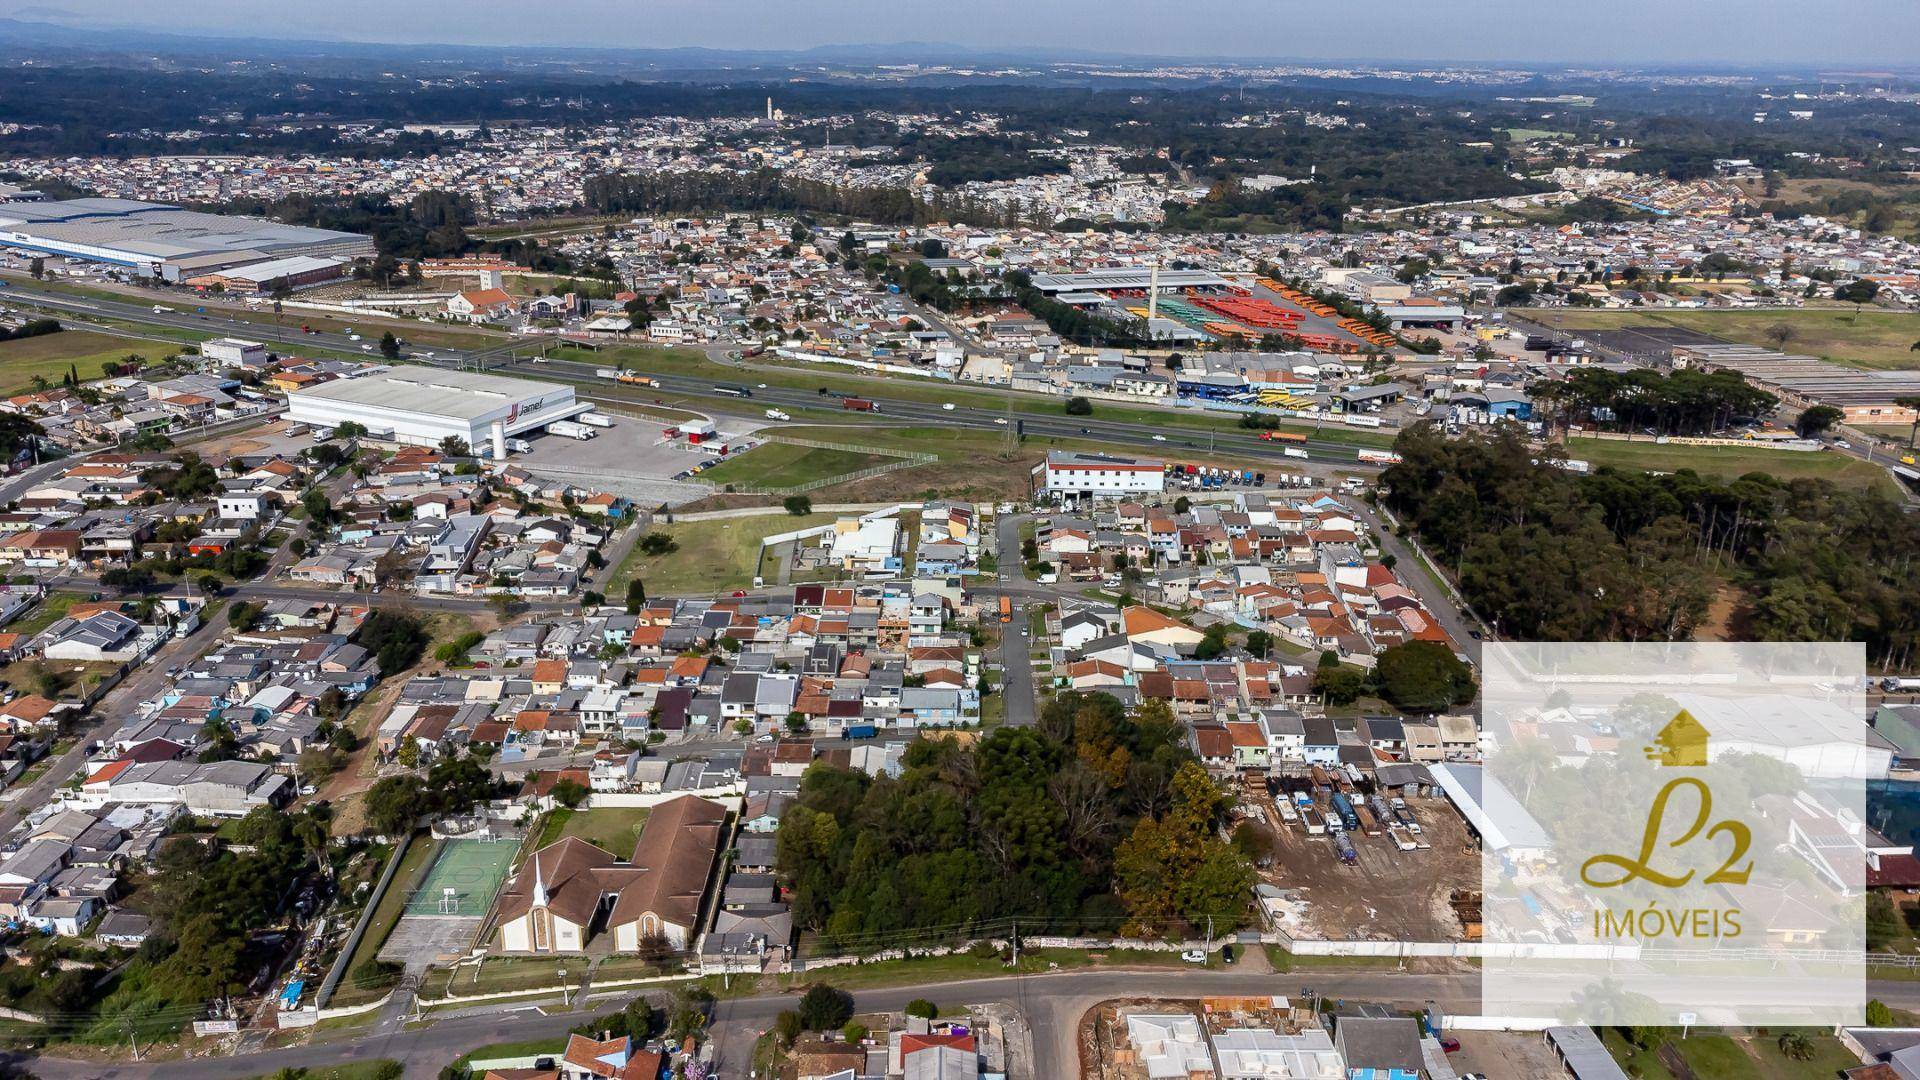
[{"left": 776, "top": 694, "right": 1252, "bottom": 948}]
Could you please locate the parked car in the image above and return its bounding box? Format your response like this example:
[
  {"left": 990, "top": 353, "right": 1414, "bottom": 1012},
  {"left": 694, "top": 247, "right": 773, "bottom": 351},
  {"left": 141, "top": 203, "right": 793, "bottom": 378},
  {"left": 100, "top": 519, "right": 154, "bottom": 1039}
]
[{"left": 1180, "top": 950, "right": 1207, "bottom": 964}]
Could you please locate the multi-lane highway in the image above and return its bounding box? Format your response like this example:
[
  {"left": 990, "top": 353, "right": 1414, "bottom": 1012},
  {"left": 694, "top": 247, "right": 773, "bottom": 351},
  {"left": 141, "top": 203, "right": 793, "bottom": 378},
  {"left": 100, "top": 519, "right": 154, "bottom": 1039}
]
[{"left": 0, "top": 275, "right": 1387, "bottom": 472}]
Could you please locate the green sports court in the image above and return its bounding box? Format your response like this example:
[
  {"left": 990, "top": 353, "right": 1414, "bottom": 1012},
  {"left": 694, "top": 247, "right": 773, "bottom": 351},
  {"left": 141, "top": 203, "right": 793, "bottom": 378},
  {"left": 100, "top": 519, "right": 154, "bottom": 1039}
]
[{"left": 403, "top": 838, "right": 518, "bottom": 917}]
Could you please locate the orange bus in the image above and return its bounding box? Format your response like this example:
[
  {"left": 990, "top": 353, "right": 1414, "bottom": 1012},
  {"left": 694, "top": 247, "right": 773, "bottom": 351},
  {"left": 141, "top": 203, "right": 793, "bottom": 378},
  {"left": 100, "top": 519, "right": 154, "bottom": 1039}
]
[{"left": 998, "top": 596, "right": 1013, "bottom": 623}]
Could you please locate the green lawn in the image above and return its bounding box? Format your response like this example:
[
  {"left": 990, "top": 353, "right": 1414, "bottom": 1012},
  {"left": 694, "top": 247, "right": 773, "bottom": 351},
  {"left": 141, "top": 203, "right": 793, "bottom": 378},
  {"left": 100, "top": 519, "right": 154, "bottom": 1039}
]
[
  {"left": 1601, "top": 1027, "right": 1862, "bottom": 1080},
  {"left": 1565, "top": 436, "right": 1901, "bottom": 495},
  {"left": 1533, "top": 306, "right": 1920, "bottom": 371},
  {"left": 0, "top": 330, "right": 167, "bottom": 396},
  {"left": 699, "top": 444, "right": 894, "bottom": 491},
  {"left": 451, "top": 1035, "right": 570, "bottom": 1070},
  {"left": 4, "top": 591, "right": 88, "bottom": 636},
  {"left": 608, "top": 512, "right": 838, "bottom": 594},
  {"left": 535, "top": 805, "right": 652, "bottom": 856}
]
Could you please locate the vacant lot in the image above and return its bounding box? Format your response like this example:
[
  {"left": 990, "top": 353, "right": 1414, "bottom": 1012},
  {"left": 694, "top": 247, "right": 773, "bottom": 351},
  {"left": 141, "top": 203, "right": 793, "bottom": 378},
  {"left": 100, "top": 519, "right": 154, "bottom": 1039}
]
[
  {"left": 608, "top": 511, "right": 836, "bottom": 594},
  {"left": 1565, "top": 436, "right": 1900, "bottom": 496},
  {"left": 699, "top": 443, "right": 893, "bottom": 491},
  {"left": 1602, "top": 1027, "right": 1861, "bottom": 1080},
  {"left": 0, "top": 330, "right": 167, "bottom": 395},
  {"left": 1533, "top": 306, "right": 1920, "bottom": 370},
  {"left": 536, "top": 805, "right": 651, "bottom": 856}
]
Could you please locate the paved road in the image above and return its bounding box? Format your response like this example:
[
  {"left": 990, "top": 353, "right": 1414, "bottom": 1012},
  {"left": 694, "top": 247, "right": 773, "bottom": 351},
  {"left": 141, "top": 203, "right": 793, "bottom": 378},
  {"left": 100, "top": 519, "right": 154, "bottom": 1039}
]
[
  {"left": 993, "top": 512, "right": 1038, "bottom": 727},
  {"left": 26, "top": 966, "right": 1920, "bottom": 1080},
  {"left": 1346, "top": 500, "right": 1488, "bottom": 666},
  {"left": 0, "top": 612, "right": 229, "bottom": 832},
  {"left": 0, "top": 278, "right": 1386, "bottom": 476}
]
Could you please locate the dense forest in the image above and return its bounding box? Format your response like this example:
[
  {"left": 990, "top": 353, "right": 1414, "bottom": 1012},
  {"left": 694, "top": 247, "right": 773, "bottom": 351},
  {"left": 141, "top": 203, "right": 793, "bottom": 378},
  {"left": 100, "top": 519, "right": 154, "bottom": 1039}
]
[
  {"left": 776, "top": 695, "right": 1253, "bottom": 949},
  {"left": 1381, "top": 425, "right": 1920, "bottom": 667}
]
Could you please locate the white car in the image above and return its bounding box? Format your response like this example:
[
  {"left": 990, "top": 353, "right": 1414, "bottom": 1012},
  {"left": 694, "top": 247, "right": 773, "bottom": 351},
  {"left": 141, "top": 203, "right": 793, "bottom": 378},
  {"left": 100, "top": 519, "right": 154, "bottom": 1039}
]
[
  {"left": 942, "top": 402, "right": 956, "bottom": 411},
  {"left": 347, "top": 334, "right": 362, "bottom": 341},
  {"left": 994, "top": 417, "right": 1009, "bottom": 425},
  {"left": 1180, "top": 950, "right": 1207, "bottom": 964},
  {"left": 1152, "top": 434, "right": 1166, "bottom": 441}
]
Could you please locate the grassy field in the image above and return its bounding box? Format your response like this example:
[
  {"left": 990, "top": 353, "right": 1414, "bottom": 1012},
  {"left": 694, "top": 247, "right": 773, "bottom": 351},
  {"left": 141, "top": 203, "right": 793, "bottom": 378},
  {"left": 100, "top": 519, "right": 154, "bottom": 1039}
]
[
  {"left": 698, "top": 444, "right": 894, "bottom": 490},
  {"left": 1532, "top": 306, "right": 1920, "bottom": 370},
  {"left": 1601, "top": 1027, "right": 1860, "bottom": 1080},
  {"left": 1564, "top": 436, "right": 1901, "bottom": 495},
  {"left": 0, "top": 330, "right": 168, "bottom": 395},
  {"left": 535, "top": 805, "right": 652, "bottom": 856},
  {"left": 609, "top": 511, "right": 837, "bottom": 594}
]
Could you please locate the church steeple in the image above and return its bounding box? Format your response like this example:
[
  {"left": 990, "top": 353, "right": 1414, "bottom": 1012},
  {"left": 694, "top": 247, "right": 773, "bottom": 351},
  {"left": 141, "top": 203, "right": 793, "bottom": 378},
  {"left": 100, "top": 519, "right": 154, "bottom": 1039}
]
[{"left": 532, "top": 850, "right": 548, "bottom": 909}]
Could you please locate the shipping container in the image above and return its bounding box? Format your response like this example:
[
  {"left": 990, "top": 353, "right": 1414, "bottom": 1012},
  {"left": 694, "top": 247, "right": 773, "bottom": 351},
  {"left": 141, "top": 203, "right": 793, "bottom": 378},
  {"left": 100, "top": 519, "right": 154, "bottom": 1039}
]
[
  {"left": 546, "top": 420, "right": 596, "bottom": 440},
  {"left": 842, "top": 398, "right": 878, "bottom": 412},
  {"left": 578, "top": 413, "right": 613, "bottom": 428}
]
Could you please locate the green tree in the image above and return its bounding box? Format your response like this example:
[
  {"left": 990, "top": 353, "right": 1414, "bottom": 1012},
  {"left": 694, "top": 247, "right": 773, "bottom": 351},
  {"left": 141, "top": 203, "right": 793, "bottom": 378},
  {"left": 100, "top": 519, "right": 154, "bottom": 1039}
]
[
  {"left": 1310, "top": 662, "right": 1365, "bottom": 706},
  {"left": 1064, "top": 396, "right": 1093, "bottom": 416},
  {"left": 1372, "top": 640, "right": 1476, "bottom": 713},
  {"left": 550, "top": 778, "right": 589, "bottom": 809},
  {"left": 379, "top": 331, "right": 400, "bottom": 359},
  {"left": 1796, "top": 404, "right": 1845, "bottom": 438},
  {"left": 625, "top": 578, "right": 647, "bottom": 614},
  {"left": 797, "top": 983, "right": 854, "bottom": 1030},
  {"left": 784, "top": 495, "right": 813, "bottom": 516}
]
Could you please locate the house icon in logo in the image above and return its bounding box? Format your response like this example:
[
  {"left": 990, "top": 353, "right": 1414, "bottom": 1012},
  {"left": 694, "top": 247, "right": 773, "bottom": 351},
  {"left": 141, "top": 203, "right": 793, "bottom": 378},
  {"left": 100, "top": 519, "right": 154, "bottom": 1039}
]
[{"left": 1645, "top": 709, "right": 1710, "bottom": 767}]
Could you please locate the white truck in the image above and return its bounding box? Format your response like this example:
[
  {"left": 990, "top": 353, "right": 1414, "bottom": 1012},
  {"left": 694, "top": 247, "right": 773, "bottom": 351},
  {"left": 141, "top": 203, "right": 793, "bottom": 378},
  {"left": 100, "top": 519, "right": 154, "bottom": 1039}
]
[
  {"left": 1283, "top": 447, "right": 1309, "bottom": 460},
  {"left": 578, "top": 413, "right": 614, "bottom": 428},
  {"left": 547, "top": 420, "right": 596, "bottom": 440},
  {"left": 764, "top": 409, "right": 791, "bottom": 422}
]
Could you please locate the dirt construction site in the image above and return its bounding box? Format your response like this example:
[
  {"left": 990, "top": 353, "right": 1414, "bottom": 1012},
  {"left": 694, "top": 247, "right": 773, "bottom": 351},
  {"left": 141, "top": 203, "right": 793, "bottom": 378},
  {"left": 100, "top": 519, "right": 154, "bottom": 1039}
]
[{"left": 1240, "top": 775, "right": 1482, "bottom": 942}]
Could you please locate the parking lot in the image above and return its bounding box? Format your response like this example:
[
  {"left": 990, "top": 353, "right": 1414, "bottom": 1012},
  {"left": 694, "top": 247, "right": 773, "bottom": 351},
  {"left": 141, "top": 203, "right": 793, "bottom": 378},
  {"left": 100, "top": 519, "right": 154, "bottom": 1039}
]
[
  {"left": 510, "top": 410, "right": 764, "bottom": 506},
  {"left": 1250, "top": 782, "right": 1481, "bottom": 942}
]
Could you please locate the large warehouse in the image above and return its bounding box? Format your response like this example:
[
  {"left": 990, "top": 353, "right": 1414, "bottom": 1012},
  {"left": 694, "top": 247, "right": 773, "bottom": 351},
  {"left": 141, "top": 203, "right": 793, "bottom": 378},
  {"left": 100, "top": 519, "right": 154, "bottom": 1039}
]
[
  {"left": 0, "top": 197, "right": 373, "bottom": 280},
  {"left": 286, "top": 368, "right": 592, "bottom": 455}
]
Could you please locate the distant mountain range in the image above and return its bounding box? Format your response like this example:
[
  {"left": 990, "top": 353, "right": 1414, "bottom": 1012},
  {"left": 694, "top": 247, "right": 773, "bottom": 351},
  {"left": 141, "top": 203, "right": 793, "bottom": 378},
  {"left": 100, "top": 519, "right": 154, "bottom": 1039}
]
[{"left": 0, "top": 15, "right": 1178, "bottom": 70}]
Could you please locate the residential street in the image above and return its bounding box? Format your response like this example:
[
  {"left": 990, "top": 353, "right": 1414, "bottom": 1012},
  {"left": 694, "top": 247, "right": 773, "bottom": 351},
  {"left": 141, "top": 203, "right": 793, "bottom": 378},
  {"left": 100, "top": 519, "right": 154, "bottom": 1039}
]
[
  {"left": 991, "top": 512, "right": 1038, "bottom": 727},
  {"left": 22, "top": 967, "right": 1920, "bottom": 1080},
  {"left": 0, "top": 613, "right": 229, "bottom": 833}
]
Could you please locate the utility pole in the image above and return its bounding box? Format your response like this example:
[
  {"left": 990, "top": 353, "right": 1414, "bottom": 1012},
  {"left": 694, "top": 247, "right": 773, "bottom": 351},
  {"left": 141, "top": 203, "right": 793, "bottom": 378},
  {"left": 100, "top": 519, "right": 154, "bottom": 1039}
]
[
  {"left": 1010, "top": 920, "right": 1018, "bottom": 968},
  {"left": 122, "top": 1016, "right": 142, "bottom": 1060}
]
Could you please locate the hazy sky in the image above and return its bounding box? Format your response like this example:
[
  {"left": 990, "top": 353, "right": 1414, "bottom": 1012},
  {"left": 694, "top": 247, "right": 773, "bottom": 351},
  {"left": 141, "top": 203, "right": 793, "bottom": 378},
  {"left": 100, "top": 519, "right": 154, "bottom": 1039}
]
[{"left": 9, "top": 0, "right": 1920, "bottom": 67}]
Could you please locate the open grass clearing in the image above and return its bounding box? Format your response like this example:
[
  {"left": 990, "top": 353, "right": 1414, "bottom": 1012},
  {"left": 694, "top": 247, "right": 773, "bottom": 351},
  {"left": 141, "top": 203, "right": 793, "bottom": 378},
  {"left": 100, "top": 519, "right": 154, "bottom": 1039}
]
[
  {"left": 0, "top": 329, "right": 172, "bottom": 395},
  {"left": 1565, "top": 436, "right": 1901, "bottom": 495},
  {"left": 698, "top": 444, "right": 894, "bottom": 491},
  {"left": 1600, "top": 1026, "right": 1861, "bottom": 1080},
  {"left": 1532, "top": 305, "right": 1920, "bottom": 371},
  {"left": 608, "top": 511, "right": 837, "bottom": 594}
]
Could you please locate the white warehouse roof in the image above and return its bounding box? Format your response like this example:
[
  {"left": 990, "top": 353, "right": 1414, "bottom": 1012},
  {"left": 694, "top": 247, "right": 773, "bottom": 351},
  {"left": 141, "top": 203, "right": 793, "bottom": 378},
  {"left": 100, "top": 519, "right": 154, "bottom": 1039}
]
[{"left": 291, "top": 367, "right": 571, "bottom": 422}]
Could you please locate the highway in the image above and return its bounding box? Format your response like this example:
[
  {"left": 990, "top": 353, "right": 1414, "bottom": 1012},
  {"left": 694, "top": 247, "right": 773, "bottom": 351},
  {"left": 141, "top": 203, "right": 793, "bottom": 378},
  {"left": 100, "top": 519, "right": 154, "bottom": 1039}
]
[{"left": 0, "top": 276, "right": 1388, "bottom": 475}]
